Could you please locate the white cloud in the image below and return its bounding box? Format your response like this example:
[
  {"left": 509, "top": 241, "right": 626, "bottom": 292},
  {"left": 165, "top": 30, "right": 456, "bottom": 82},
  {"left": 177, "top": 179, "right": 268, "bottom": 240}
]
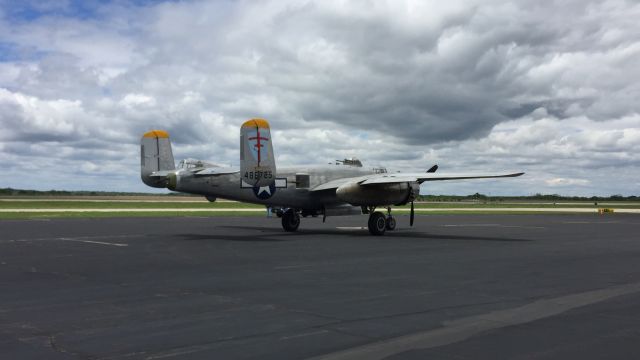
[
  {"left": 0, "top": 0, "right": 638, "bottom": 195},
  {"left": 546, "top": 178, "right": 591, "bottom": 187},
  {"left": 0, "top": 88, "right": 89, "bottom": 140},
  {"left": 120, "top": 93, "right": 156, "bottom": 108}
]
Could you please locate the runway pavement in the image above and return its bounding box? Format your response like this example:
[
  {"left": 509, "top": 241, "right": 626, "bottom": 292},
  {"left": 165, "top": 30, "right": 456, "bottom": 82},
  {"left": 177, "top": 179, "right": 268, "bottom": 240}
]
[
  {"left": 2, "top": 207, "right": 640, "bottom": 213},
  {"left": 2, "top": 214, "right": 640, "bottom": 359}
]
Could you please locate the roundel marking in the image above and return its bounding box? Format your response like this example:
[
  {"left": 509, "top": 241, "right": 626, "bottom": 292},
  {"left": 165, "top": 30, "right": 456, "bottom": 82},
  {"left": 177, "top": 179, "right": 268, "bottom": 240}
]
[{"left": 253, "top": 183, "right": 276, "bottom": 200}]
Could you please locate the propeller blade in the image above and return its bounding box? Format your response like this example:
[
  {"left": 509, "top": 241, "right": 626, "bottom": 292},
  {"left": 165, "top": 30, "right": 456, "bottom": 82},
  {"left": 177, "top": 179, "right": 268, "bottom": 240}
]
[{"left": 410, "top": 201, "right": 415, "bottom": 226}]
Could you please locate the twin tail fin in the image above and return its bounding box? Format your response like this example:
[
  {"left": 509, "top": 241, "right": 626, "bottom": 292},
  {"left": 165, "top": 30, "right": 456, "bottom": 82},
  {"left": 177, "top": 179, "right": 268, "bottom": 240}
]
[{"left": 240, "top": 118, "right": 276, "bottom": 188}]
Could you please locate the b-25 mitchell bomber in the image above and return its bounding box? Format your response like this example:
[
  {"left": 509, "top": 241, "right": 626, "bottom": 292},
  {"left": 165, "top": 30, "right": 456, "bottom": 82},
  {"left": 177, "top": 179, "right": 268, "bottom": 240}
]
[{"left": 141, "top": 119, "right": 524, "bottom": 235}]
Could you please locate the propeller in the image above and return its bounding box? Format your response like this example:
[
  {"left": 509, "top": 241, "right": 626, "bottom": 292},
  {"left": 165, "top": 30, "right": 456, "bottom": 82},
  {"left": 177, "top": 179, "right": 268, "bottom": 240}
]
[{"left": 410, "top": 201, "right": 415, "bottom": 226}]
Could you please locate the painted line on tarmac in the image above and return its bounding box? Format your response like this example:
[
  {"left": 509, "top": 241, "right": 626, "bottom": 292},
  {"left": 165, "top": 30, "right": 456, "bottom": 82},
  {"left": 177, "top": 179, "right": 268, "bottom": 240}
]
[
  {"left": 441, "top": 224, "right": 546, "bottom": 229},
  {"left": 408, "top": 208, "right": 640, "bottom": 213},
  {"left": 57, "top": 238, "right": 129, "bottom": 247},
  {"left": 2, "top": 235, "right": 137, "bottom": 247},
  {"left": 308, "top": 281, "right": 640, "bottom": 360},
  {"left": 0, "top": 199, "right": 237, "bottom": 203},
  {"left": 0, "top": 208, "right": 265, "bottom": 212},
  {"left": 280, "top": 330, "right": 330, "bottom": 341}
]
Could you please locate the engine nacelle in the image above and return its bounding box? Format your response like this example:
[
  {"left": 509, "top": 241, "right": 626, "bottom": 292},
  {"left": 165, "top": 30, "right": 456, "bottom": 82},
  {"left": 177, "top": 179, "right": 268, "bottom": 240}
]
[{"left": 335, "top": 182, "right": 419, "bottom": 206}]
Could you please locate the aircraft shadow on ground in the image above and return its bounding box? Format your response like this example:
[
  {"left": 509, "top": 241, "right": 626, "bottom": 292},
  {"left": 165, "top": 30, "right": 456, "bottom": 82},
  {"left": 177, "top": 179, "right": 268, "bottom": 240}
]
[{"left": 178, "top": 226, "right": 533, "bottom": 243}]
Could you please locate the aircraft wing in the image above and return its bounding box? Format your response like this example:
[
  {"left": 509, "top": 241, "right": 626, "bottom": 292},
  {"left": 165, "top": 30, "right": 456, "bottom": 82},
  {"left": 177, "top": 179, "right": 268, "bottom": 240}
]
[
  {"left": 310, "top": 172, "right": 524, "bottom": 191},
  {"left": 311, "top": 176, "right": 371, "bottom": 191},
  {"left": 360, "top": 172, "right": 525, "bottom": 185}
]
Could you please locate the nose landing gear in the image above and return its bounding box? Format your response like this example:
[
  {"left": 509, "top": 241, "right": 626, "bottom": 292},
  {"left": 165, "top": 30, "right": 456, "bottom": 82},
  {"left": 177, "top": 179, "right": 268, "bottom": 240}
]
[{"left": 385, "top": 218, "right": 396, "bottom": 231}]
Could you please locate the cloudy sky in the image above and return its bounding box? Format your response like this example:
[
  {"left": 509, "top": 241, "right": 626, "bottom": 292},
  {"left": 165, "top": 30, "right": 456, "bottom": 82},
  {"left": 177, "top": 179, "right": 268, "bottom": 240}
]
[{"left": 0, "top": 0, "right": 638, "bottom": 195}]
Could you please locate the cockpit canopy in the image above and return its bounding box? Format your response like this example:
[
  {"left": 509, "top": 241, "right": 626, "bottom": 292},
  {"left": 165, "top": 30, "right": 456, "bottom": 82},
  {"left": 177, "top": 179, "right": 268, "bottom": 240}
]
[
  {"left": 336, "top": 158, "right": 363, "bottom": 167},
  {"left": 335, "top": 157, "right": 387, "bottom": 173}
]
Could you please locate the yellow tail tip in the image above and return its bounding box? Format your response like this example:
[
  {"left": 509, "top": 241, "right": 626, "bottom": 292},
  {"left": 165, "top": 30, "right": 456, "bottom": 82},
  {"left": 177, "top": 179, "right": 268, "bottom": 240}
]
[
  {"left": 143, "top": 130, "right": 170, "bottom": 138},
  {"left": 242, "top": 118, "right": 270, "bottom": 129}
]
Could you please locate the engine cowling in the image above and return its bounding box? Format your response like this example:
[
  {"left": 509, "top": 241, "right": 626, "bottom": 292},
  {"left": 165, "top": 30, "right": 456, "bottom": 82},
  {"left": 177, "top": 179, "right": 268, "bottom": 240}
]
[{"left": 335, "top": 181, "right": 419, "bottom": 206}]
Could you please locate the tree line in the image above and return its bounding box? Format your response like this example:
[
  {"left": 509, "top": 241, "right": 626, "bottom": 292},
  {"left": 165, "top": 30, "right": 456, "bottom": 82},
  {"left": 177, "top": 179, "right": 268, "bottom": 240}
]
[
  {"left": 416, "top": 193, "right": 638, "bottom": 202},
  {"left": 1, "top": 188, "right": 637, "bottom": 201}
]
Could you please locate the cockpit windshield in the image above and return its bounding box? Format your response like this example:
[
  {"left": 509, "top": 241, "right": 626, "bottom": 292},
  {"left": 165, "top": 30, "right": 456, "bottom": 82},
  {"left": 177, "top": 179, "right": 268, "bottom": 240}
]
[{"left": 334, "top": 157, "right": 387, "bottom": 173}]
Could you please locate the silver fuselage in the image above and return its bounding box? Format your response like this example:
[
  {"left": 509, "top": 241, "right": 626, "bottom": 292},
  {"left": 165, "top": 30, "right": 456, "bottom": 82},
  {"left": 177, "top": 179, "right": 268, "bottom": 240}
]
[{"left": 172, "top": 165, "right": 379, "bottom": 210}]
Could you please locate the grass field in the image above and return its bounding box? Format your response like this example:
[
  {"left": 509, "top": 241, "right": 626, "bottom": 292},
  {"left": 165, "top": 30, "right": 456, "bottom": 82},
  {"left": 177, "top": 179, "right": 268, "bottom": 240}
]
[
  {"left": 0, "top": 200, "right": 257, "bottom": 209},
  {"left": 1, "top": 197, "right": 639, "bottom": 219},
  {"left": 406, "top": 202, "right": 640, "bottom": 209},
  {"left": 0, "top": 211, "right": 265, "bottom": 220}
]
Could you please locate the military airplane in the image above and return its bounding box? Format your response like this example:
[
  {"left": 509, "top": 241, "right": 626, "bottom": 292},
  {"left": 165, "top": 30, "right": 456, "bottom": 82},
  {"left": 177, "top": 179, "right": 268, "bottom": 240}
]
[{"left": 141, "top": 119, "right": 524, "bottom": 235}]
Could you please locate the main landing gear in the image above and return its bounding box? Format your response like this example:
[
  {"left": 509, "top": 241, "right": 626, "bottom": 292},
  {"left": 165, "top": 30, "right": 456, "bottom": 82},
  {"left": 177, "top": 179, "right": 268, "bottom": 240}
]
[
  {"left": 281, "top": 208, "right": 300, "bottom": 232},
  {"left": 280, "top": 204, "right": 413, "bottom": 236},
  {"left": 367, "top": 207, "right": 397, "bottom": 235}
]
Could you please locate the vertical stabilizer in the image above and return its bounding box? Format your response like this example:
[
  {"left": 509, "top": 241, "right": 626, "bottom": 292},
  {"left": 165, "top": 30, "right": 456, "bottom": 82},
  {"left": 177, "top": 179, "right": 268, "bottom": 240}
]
[
  {"left": 240, "top": 118, "right": 276, "bottom": 187},
  {"left": 141, "top": 130, "right": 175, "bottom": 188}
]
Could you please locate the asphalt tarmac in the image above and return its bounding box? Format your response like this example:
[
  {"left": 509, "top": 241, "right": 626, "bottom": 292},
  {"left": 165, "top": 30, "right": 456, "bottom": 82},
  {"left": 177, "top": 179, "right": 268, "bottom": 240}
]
[{"left": 1, "top": 214, "right": 640, "bottom": 359}]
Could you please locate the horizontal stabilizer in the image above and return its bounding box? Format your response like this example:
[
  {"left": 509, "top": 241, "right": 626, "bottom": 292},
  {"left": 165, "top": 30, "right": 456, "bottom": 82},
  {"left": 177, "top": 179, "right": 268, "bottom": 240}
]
[
  {"left": 194, "top": 167, "right": 239, "bottom": 176},
  {"left": 149, "top": 170, "right": 174, "bottom": 178}
]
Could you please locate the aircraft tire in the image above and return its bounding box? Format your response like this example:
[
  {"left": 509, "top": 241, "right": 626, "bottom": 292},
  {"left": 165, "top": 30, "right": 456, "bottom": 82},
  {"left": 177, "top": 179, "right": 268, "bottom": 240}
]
[
  {"left": 282, "top": 209, "right": 300, "bottom": 232},
  {"left": 368, "top": 211, "right": 387, "bottom": 235},
  {"left": 385, "top": 216, "right": 396, "bottom": 230}
]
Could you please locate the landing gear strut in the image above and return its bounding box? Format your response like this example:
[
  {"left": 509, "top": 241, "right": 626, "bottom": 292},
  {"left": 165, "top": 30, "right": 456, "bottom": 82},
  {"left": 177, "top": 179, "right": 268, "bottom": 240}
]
[
  {"left": 282, "top": 209, "right": 300, "bottom": 232},
  {"left": 385, "top": 207, "right": 396, "bottom": 230}
]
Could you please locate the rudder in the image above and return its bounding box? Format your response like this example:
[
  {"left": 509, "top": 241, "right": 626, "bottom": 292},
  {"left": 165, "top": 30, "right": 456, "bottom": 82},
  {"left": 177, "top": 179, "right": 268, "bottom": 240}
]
[
  {"left": 141, "top": 130, "right": 175, "bottom": 188},
  {"left": 240, "top": 119, "right": 276, "bottom": 187}
]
